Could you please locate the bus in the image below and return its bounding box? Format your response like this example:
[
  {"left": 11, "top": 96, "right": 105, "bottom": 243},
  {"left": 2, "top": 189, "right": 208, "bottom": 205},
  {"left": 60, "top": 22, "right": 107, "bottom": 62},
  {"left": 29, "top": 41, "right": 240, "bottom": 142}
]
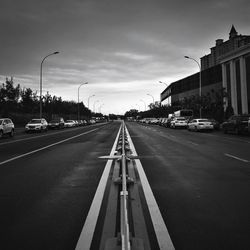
[{"left": 174, "top": 109, "right": 193, "bottom": 119}]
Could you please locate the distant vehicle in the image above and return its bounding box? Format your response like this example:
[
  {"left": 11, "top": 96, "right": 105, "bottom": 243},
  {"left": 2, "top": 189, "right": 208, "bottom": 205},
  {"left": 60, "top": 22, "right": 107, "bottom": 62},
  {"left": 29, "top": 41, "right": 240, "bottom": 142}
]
[
  {"left": 174, "top": 109, "right": 193, "bottom": 120},
  {"left": 222, "top": 115, "right": 250, "bottom": 135},
  {"left": 64, "top": 120, "right": 76, "bottom": 128},
  {"left": 77, "top": 120, "right": 84, "bottom": 126},
  {"left": 89, "top": 119, "right": 96, "bottom": 124},
  {"left": 25, "top": 118, "right": 48, "bottom": 133},
  {"left": 170, "top": 117, "right": 188, "bottom": 129},
  {"left": 208, "top": 119, "right": 220, "bottom": 130},
  {"left": 188, "top": 119, "right": 214, "bottom": 132},
  {"left": 48, "top": 117, "right": 64, "bottom": 129},
  {"left": 0, "top": 118, "right": 15, "bottom": 138},
  {"left": 150, "top": 118, "right": 159, "bottom": 124},
  {"left": 165, "top": 117, "right": 174, "bottom": 128}
]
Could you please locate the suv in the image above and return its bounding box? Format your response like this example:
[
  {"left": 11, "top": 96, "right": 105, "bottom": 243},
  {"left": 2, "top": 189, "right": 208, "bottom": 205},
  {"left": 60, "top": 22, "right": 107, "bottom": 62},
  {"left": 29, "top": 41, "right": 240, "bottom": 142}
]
[
  {"left": 25, "top": 118, "right": 48, "bottom": 133},
  {"left": 48, "top": 117, "right": 64, "bottom": 129},
  {"left": 0, "top": 118, "right": 15, "bottom": 138},
  {"left": 222, "top": 115, "right": 250, "bottom": 134}
]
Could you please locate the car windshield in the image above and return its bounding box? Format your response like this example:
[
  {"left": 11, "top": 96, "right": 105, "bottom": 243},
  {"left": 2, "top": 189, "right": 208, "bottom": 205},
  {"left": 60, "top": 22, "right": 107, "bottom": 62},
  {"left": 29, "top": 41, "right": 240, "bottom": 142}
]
[
  {"left": 240, "top": 116, "right": 250, "bottom": 121},
  {"left": 198, "top": 119, "right": 209, "bottom": 122},
  {"left": 29, "top": 119, "right": 42, "bottom": 124}
]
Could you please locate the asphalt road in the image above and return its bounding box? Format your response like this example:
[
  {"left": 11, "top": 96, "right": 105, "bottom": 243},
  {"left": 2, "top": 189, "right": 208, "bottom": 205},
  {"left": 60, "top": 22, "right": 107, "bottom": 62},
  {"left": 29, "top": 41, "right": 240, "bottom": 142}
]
[
  {"left": 126, "top": 121, "right": 250, "bottom": 250},
  {"left": 1, "top": 121, "right": 250, "bottom": 250},
  {"left": 0, "top": 122, "right": 120, "bottom": 250}
]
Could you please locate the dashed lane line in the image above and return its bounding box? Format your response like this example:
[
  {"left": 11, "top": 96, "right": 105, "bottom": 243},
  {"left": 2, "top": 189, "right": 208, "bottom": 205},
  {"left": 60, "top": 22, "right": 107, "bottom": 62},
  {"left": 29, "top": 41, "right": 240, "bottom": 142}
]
[
  {"left": 0, "top": 128, "right": 100, "bottom": 166},
  {"left": 224, "top": 153, "right": 249, "bottom": 163},
  {"left": 75, "top": 124, "right": 121, "bottom": 250}
]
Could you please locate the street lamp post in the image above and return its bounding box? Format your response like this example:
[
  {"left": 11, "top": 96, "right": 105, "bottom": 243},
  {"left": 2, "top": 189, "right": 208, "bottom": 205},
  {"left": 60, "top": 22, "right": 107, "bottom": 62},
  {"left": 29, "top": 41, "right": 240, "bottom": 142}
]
[
  {"left": 88, "top": 94, "right": 95, "bottom": 109},
  {"left": 99, "top": 104, "right": 104, "bottom": 113},
  {"left": 40, "top": 51, "right": 59, "bottom": 119},
  {"left": 93, "top": 100, "right": 99, "bottom": 113},
  {"left": 136, "top": 104, "right": 140, "bottom": 112},
  {"left": 159, "top": 81, "right": 168, "bottom": 87},
  {"left": 78, "top": 82, "right": 88, "bottom": 120},
  {"left": 140, "top": 99, "right": 146, "bottom": 111},
  {"left": 184, "top": 56, "right": 202, "bottom": 118},
  {"left": 147, "top": 93, "right": 155, "bottom": 104}
]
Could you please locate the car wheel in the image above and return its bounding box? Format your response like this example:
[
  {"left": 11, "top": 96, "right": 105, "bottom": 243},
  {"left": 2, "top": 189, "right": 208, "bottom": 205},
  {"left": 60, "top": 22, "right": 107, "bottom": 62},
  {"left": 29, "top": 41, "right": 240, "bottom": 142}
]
[
  {"left": 194, "top": 126, "right": 198, "bottom": 132},
  {"left": 0, "top": 130, "right": 3, "bottom": 138},
  {"left": 9, "top": 129, "right": 14, "bottom": 137},
  {"left": 223, "top": 128, "right": 228, "bottom": 134}
]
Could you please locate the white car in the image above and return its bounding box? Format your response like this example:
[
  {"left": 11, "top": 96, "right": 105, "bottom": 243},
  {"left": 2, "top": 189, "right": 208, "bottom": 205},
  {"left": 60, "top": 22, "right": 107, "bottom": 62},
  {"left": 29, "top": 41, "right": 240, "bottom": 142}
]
[
  {"left": 25, "top": 118, "right": 48, "bottom": 133},
  {"left": 188, "top": 119, "right": 214, "bottom": 132},
  {"left": 64, "top": 120, "right": 76, "bottom": 128},
  {"left": 0, "top": 118, "right": 15, "bottom": 138},
  {"left": 170, "top": 117, "right": 188, "bottom": 128}
]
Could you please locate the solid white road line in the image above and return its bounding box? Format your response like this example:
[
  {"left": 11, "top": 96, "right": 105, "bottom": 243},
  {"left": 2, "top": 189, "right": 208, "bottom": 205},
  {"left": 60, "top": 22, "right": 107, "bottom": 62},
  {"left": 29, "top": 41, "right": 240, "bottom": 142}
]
[
  {"left": 0, "top": 123, "right": 106, "bottom": 146},
  {"left": 0, "top": 128, "right": 100, "bottom": 166},
  {"left": 75, "top": 124, "right": 122, "bottom": 250},
  {"left": 125, "top": 126, "right": 175, "bottom": 250},
  {"left": 224, "top": 153, "right": 249, "bottom": 163},
  {"left": 187, "top": 141, "right": 199, "bottom": 146}
]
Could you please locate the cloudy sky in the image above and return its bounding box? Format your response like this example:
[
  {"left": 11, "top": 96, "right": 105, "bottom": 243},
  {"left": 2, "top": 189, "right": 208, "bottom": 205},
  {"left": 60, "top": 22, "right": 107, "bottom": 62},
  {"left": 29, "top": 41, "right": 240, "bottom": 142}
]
[{"left": 1, "top": 0, "right": 250, "bottom": 114}]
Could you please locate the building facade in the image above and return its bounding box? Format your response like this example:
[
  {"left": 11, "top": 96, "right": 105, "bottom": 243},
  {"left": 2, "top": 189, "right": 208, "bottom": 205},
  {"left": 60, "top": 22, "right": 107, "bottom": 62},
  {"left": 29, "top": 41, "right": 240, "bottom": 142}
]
[{"left": 161, "top": 25, "right": 250, "bottom": 116}]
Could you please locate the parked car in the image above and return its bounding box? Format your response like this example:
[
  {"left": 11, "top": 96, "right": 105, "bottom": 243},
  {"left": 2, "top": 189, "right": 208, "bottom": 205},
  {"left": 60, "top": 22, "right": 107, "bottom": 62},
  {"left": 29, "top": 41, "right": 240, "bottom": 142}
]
[
  {"left": 150, "top": 118, "right": 159, "bottom": 125},
  {"left": 187, "top": 119, "right": 214, "bottom": 132},
  {"left": 222, "top": 114, "right": 250, "bottom": 134},
  {"left": 25, "top": 118, "right": 48, "bottom": 133},
  {"left": 0, "top": 118, "right": 15, "bottom": 138},
  {"left": 164, "top": 117, "right": 174, "bottom": 128},
  {"left": 48, "top": 117, "right": 64, "bottom": 129},
  {"left": 170, "top": 117, "right": 188, "bottom": 129},
  {"left": 64, "top": 120, "right": 76, "bottom": 128},
  {"left": 208, "top": 119, "right": 220, "bottom": 130}
]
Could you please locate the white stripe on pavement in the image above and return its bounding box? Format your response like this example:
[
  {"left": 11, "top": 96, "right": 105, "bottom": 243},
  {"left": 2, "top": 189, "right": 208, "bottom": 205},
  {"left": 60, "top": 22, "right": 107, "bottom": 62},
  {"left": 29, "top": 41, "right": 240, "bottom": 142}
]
[
  {"left": 0, "top": 123, "right": 106, "bottom": 146},
  {"left": 75, "top": 124, "right": 122, "bottom": 250},
  {"left": 0, "top": 128, "right": 100, "bottom": 166},
  {"left": 224, "top": 153, "right": 249, "bottom": 163},
  {"left": 125, "top": 125, "right": 175, "bottom": 250}
]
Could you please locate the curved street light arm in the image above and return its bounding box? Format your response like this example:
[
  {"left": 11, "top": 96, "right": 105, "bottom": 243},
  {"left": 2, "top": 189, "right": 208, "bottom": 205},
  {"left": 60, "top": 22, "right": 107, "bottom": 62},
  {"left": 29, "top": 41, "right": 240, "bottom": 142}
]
[{"left": 40, "top": 51, "right": 59, "bottom": 118}]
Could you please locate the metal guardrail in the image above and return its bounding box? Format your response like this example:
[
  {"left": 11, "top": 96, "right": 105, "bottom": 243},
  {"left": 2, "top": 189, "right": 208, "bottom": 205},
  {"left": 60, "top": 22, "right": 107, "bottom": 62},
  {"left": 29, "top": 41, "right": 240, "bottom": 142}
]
[{"left": 120, "top": 122, "right": 131, "bottom": 250}]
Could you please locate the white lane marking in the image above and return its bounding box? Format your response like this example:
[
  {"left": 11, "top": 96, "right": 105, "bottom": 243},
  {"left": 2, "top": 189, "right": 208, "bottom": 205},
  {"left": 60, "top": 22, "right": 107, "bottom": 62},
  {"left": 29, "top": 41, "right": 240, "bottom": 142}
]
[
  {"left": 125, "top": 126, "right": 175, "bottom": 250},
  {"left": 0, "top": 130, "right": 66, "bottom": 146},
  {"left": 75, "top": 124, "right": 122, "bottom": 250},
  {"left": 0, "top": 124, "right": 106, "bottom": 146},
  {"left": 224, "top": 153, "right": 249, "bottom": 163},
  {"left": 187, "top": 141, "right": 198, "bottom": 146},
  {"left": 0, "top": 128, "right": 100, "bottom": 166}
]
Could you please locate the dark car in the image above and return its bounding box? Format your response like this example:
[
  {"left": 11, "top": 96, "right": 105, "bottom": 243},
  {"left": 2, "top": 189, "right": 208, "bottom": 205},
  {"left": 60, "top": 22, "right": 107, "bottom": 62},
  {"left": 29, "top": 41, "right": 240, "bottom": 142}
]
[
  {"left": 222, "top": 115, "right": 250, "bottom": 135},
  {"left": 208, "top": 119, "right": 220, "bottom": 130},
  {"left": 48, "top": 117, "right": 65, "bottom": 129}
]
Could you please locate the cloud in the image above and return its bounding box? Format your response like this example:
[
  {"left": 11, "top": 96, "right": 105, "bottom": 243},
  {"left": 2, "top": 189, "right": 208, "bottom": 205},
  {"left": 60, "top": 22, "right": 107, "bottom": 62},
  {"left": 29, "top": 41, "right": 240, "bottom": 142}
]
[{"left": 1, "top": 0, "right": 250, "bottom": 114}]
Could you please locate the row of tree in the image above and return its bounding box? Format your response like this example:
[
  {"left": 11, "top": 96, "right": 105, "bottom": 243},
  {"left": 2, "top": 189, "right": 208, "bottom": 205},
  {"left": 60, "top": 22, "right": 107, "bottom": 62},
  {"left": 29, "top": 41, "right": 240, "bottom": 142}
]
[
  {"left": 124, "top": 87, "right": 232, "bottom": 122},
  {"left": 0, "top": 77, "right": 102, "bottom": 124}
]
